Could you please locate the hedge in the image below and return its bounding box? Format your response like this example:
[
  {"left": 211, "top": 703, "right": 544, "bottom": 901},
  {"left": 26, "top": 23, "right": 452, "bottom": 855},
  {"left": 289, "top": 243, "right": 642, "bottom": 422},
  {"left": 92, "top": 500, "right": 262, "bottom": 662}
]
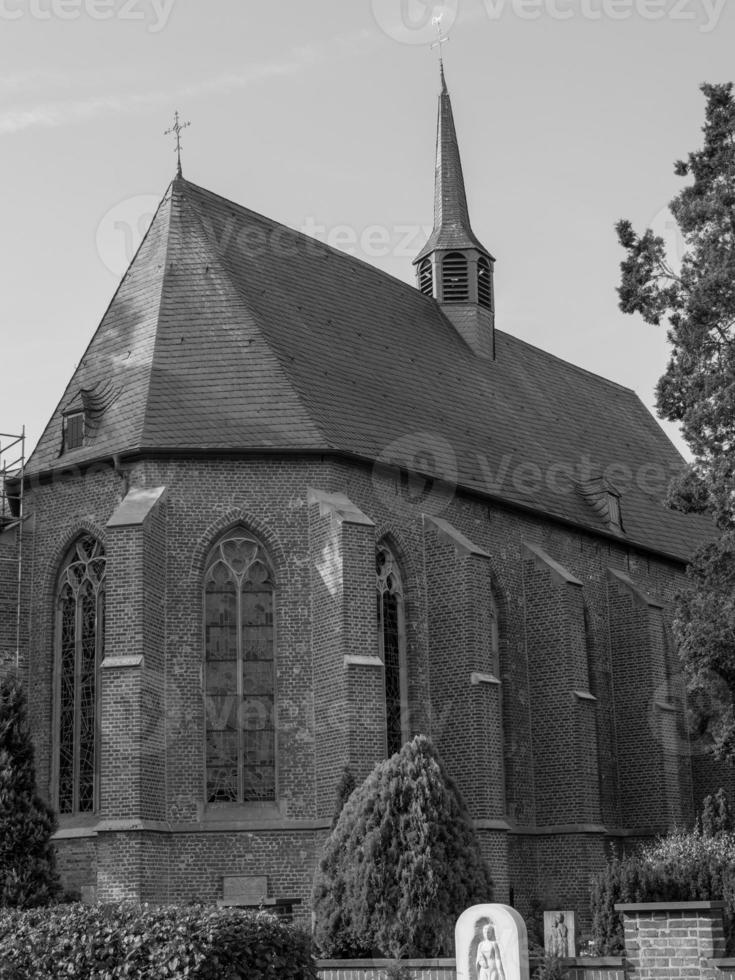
[
  {"left": 590, "top": 830, "right": 735, "bottom": 955},
  {"left": 0, "top": 902, "right": 318, "bottom": 979}
]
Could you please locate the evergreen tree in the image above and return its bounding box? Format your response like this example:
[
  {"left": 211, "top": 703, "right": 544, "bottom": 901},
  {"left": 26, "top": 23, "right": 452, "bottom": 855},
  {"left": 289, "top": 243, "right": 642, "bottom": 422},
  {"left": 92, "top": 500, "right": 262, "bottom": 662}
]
[
  {"left": 0, "top": 676, "right": 60, "bottom": 907},
  {"left": 312, "top": 735, "right": 494, "bottom": 959},
  {"left": 330, "top": 764, "right": 356, "bottom": 830},
  {"left": 700, "top": 787, "right": 735, "bottom": 837},
  {"left": 616, "top": 82, "right": 735, "bottom": 757}
]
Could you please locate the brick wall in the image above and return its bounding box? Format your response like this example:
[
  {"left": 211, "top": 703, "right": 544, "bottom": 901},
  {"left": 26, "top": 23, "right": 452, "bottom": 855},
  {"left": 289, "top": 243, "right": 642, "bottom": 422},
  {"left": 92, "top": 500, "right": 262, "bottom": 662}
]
[
  {"left": 7, "top": 452, "right": 729, "bottom": 921},
  {"left": 619, "top": 901, "right": 732, "bottom": 980}
]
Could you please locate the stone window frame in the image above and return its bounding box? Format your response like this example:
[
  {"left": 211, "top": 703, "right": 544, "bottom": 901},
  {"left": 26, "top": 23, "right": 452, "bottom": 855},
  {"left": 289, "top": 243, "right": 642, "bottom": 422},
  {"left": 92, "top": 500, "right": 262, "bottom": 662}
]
[
  {"left": 51, "top": 534, "right": 106, "bottom": 817},
  {"left": 201, "top": 526, "right": 278, "bottom": 809},
  {"left": 376, "top": 543, "right": 409, "bottom": 756}
]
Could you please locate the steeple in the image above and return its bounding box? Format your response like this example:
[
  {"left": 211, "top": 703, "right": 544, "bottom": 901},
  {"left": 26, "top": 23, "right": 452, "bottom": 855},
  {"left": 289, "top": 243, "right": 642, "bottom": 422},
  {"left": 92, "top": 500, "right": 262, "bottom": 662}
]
[{"left": 414, "top": 67, "right": 496, "bottom": 358}]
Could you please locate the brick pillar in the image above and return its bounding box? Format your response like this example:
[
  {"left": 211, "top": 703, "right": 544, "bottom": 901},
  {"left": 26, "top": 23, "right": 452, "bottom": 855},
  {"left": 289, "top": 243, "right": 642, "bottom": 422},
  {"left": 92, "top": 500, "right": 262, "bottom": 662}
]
[
  {"left": 618, "top": 901, "right": 728, "bottom": 980},
  {"left": 96, "top": 486, "right": 167, "bottom": 902},
  {"left": 607, "top": 569, "right": 690, "bottom": 830},
  {"left": 423, "top": 515, "right": 509, "bottom": 901},
  {"left": 308, "top": 490, "right": 384, "bottom": 818},
  {"left": 523, "top": 542, "right": 601, "bottom": 826}
]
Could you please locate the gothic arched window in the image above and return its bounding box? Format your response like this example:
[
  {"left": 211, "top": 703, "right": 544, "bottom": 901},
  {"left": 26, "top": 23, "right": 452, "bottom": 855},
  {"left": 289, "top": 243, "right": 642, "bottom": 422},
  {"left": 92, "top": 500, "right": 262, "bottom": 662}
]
[
  {"left": 478, "top": 255, "right": 493, "bottom": 310},
  {"left": 442, "top": 251, "right": 469, "bottom": 302},
  {"left": 419, "top": 257, "right": 433, "bottom": 297},
  {"left": 56, "top": 535, "right": 106, "bottom": 815},
  {"left": 204, "top": 530, "right": 276, "bottom": 805},
  {"left": 376, "top": 546, "right": 408, "bottom": 756}
]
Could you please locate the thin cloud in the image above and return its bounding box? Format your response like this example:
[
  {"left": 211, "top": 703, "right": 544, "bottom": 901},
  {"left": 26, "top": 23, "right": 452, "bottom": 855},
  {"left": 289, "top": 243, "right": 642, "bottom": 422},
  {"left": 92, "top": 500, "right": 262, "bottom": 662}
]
[{"left": 0, "top": 29, "right": 376, "bottom": 137}]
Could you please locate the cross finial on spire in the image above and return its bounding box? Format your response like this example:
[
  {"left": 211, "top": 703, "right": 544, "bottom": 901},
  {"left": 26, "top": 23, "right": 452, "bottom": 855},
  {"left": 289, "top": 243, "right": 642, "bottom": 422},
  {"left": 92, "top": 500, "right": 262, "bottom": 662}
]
[
  {"left": 164, "top": 110, "right": 191, "bottom": 178},
  {"left": 431, "top": 13, "right": 450, "bottom": 88}
]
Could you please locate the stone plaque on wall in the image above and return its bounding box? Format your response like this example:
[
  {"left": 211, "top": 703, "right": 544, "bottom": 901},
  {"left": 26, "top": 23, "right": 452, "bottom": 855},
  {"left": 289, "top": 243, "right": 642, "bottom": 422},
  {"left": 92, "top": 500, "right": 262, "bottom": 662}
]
[
  {"left": 222, "top": 874, "right": 268, "bottom": 905},
  {"left": 543, "top": 910, "right": 575, "bottom": 959}
]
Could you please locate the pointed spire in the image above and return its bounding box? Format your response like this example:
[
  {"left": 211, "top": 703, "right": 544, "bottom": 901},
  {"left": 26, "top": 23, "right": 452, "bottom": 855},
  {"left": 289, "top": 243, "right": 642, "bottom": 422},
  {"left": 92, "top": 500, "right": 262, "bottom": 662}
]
[{"left": 415, "top": 67, "right": 490, "bottom": 263}]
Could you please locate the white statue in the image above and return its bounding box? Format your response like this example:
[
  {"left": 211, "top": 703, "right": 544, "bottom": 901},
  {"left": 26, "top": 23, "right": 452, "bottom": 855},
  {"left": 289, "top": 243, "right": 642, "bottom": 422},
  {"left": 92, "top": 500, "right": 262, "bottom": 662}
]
[
  {"left": 475, "top": 921, "right": 507, "bottom": 980},
  {"left": 456, "top": 904, "right": 530, "bottom": 980}
]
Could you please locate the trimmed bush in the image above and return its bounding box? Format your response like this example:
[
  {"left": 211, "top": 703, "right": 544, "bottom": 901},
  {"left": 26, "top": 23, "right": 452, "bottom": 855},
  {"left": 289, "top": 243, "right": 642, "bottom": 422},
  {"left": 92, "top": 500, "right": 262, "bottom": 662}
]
[
  {"left": 312, "top": 734, "right": 494, "bottom": 959},
  {"left": 591, "top": 817, "right": 735, "bottom": 954},
  {"left": 0, "top": 902, "right": 318, "bottom": 979},
  {"left": 0, "top": 676, "right": 60, "bottom": 908}
]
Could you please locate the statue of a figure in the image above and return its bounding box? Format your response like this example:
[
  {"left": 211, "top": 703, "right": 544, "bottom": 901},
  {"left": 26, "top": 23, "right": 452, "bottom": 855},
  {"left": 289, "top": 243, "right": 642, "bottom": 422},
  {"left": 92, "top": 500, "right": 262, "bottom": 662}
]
[
  {"left": 475, "top": 921, "right": 507, "bottom": 980},
  {"left": 550, "top": 913, "right": 568, "bottom": 958}
]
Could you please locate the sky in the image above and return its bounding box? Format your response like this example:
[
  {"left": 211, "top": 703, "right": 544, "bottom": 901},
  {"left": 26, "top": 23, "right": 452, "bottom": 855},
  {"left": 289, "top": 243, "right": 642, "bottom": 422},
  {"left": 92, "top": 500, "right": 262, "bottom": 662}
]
[{"left": 1, "top": 0, "right": 733, "bottom": 460}]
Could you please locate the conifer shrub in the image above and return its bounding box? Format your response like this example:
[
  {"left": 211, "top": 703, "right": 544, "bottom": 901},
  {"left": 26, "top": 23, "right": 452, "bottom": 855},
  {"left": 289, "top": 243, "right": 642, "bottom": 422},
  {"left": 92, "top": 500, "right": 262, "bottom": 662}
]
[
  {"left": 590, "top": 790, "right": 735, "bottom": 955},
  {"left": 0, "top": 903, "right": 318, "bottom": 979},
  {"left": 0, "top": 676, "right": 60, "bottom": 908},
  {"left": 312, "top": 735, "right": 494, "bottom": 959}
]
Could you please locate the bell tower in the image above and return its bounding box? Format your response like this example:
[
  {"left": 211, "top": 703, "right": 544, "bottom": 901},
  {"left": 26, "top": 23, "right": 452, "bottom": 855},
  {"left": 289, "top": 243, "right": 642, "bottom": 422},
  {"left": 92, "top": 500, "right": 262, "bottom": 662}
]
[{"left": 414, "top": 65, "right": 496, "bottom": 358}]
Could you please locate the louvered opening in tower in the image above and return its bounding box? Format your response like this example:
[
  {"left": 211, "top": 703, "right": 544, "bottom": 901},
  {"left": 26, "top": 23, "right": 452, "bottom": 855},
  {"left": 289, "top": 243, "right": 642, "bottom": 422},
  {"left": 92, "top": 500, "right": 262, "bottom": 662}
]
[
  {"left": 442, "top": 252, "right": 469, "bottom": 302},
  {"left": 478, "top": 256, "right": 492, "bottom": 309},
  {"left": 419, "top": 258, "right": 433, "bottom": 297}
]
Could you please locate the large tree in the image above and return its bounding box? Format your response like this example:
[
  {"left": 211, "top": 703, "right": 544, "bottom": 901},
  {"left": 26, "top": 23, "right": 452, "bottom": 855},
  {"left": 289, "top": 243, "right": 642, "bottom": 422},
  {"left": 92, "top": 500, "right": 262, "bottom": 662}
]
[
  {"left": 616, "top": 82, "right": 735, "bottom": 757},
  {"left": 0, "top": 676, "right": 60, "bottom": 907},
  {"left": 312, "top": 735, "right": 494, "bottom": 959}
]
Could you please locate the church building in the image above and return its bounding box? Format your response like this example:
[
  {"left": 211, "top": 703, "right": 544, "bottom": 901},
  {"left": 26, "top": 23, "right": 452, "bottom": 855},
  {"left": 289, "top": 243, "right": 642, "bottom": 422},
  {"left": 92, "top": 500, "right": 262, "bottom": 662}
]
[{"left": 0, "top": 67, "right": 727, "bottom": 931}]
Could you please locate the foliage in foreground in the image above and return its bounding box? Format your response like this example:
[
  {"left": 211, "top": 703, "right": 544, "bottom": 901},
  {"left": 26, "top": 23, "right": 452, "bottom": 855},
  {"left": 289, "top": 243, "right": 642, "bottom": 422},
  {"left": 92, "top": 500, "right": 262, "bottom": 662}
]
[
  {"left": 0, "top": 675, "right": 60, "bottom": 909},
  {"left": 312, "top": 735, "right": 494, "bottom": 959},
  {"left": 0, "top": 902, "right": 318, "bottom": 980},
  {"left": 590, "top": 791, "right": 735, "bottom": 955},
  {"left": 616, "top": 82, "right": 735, "bottom": 757}
]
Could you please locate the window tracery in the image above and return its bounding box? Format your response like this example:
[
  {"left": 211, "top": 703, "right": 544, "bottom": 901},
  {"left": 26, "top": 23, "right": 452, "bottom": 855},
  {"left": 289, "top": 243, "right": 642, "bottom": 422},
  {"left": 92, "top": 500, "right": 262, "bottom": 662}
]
[
  {"left": 204, "top": 531, "right": 276, "bottom": 804},
  {"left": 56, "top": 535, "right": 106, "bottom": 815}
]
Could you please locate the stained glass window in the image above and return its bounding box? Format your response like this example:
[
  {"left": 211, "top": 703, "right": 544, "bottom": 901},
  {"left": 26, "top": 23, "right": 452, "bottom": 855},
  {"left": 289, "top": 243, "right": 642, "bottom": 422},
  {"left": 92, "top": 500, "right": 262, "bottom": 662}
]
[
  {"left": 56, "top": 535, "right": 106, "bottom": 815},
  {"left": 204, "top": 531, "right": 276, "bottom": 804},
  {"left": 376, "top": 547, "right": 408, "bottom": 757}
]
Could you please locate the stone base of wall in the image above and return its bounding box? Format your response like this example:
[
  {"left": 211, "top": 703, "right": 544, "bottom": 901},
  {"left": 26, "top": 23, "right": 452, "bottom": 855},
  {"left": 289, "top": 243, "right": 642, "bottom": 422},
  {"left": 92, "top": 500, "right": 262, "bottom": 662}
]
[
  {"left": 317, "top": 958, "right": 625, "bottom": 980},
  {"left": 317, "top": 961, "right": 455, "bottom": 980}
]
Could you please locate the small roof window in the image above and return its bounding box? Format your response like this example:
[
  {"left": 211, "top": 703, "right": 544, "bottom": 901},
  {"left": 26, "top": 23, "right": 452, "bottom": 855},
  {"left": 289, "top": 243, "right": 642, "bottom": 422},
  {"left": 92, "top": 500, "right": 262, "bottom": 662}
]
[{"left": 63, "top": 411, "right": 85, "bottom": 452}]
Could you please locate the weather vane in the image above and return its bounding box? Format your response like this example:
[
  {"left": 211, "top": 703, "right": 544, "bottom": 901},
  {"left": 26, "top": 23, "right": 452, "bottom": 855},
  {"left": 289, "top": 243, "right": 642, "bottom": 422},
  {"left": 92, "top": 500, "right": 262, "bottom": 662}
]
[
  {"left": 431, "top": 13, "right": 450, "bottom": 71},
  {"left": 165, "top": 110, "right": 191, "bottom": 178}
]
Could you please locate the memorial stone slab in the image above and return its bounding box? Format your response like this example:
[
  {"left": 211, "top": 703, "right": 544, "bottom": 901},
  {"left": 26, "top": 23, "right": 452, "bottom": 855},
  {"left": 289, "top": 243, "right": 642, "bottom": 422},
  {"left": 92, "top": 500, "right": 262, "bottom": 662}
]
[{"left": 543, "top": 910, "right": 575, "bottom": 959}]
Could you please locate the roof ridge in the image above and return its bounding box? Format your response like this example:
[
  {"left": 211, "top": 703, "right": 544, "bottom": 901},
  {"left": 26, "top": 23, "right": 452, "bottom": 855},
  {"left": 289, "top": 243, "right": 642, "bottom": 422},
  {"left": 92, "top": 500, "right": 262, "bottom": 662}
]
[
  {"left": 140, "top": 180, "right": 177, "bottom": 448},
  {"left": 182, "top": 180, "right": 638, "bottom": 399},
  {"left": 496, "top": 328, "right": 638, "bottom": 396},
  {"left": 180, "top": 178, "right": 433, "bottom": 298},
  {"left": 26, "top": 182, "right": 174, "bottom": 468},
  {"left": 149, "top": 180, "right": 334, "bottom": 450}
]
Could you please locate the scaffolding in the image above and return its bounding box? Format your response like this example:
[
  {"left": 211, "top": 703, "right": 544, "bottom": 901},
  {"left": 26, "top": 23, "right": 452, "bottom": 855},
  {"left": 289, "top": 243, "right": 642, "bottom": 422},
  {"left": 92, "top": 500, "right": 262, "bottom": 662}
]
[{"left": 0, "top": 429, "right": 26, "bottom": 671}]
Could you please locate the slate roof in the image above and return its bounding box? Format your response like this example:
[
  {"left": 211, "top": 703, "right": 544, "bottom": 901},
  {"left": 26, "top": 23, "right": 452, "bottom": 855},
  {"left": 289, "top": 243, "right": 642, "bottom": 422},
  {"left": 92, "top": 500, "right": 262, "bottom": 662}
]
[{"left": 26, "top": 175, "right": 714, "bottom": 563}]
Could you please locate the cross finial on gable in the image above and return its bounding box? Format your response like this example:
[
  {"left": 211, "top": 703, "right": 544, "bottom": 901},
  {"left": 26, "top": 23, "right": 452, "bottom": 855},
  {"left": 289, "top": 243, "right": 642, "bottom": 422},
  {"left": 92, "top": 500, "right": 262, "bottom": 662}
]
[{"left": 164, "top": 110, "right": 191, "bottom": 178}]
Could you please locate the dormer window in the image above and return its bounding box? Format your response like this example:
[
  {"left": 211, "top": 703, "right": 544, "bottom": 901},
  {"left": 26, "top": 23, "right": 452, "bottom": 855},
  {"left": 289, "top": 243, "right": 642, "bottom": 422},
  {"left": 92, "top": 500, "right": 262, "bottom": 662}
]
[
  {"left": 418, "top": 258, "right": 433, "bottom": 297},
  {"left": 63, "top": 411, "right": 85, "bottom": 452},
  {"left": 478, "top": 256, "right": 493, "bottom": 310},
  {"left": 607, "top": 492, "right": 622, "bottom": 531},
  {"left": 577, "top": 477, "right": 624, "bottom": 533},
  {"left": 442, "top": 252, "right": 469, "bottom": 302}
]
